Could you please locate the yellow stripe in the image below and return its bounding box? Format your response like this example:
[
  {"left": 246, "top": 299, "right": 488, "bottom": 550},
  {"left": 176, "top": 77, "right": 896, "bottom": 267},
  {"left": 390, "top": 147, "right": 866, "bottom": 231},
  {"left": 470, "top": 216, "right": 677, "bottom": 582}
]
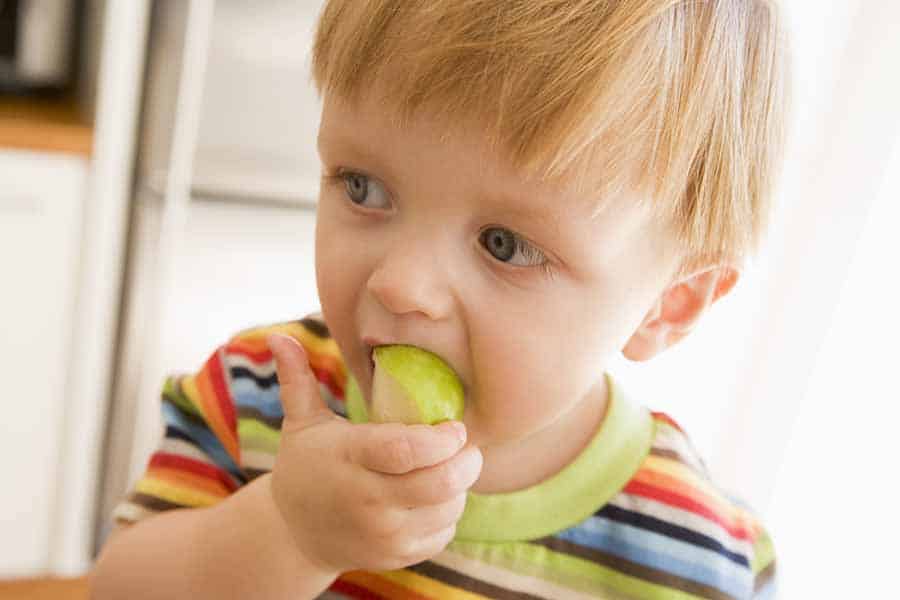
[
  {"left": 379, "top": 568, "right": 492, "bottom": 600},
  {"left": 642, "top": 454, "right": 747, "bottom": 519},
  {"left": 180, "top": 375, "right": 204, "bottom": 419},
  {"left": 234, "top": 322, "right": 343, "bottom": 360},
  {"left": 135, "top": 476, "right": 224, "bottom": 508}
]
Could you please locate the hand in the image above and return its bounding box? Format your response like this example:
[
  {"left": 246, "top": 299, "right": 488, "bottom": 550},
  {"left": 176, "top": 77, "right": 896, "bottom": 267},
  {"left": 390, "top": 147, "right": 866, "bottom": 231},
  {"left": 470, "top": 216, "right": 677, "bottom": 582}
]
[{"left": 265, "top": 333, "right": 483, "bottom": 574}]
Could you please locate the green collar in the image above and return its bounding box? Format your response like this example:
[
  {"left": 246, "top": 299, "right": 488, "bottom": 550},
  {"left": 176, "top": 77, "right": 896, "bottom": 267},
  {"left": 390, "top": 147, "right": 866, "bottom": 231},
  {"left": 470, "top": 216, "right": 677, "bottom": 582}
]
[{"left": 454, "top": 374, "right": 654, "bottom": 542}]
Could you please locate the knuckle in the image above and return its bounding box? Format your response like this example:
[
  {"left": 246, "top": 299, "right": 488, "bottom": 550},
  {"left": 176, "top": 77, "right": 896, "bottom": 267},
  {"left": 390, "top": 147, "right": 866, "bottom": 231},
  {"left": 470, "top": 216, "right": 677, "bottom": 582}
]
[
  {"left": 435, "top": 463, "right": 462, "bottom": 497},
  {"left": 438, "top": 524, "right": 458, "bottom": 548},
  {"left": 448, "top": 494, "right": 467, "bottom": 522},
  {"left": 396, "top": 536, "right": 427, "bottom": 563},
  {"left": 361, "top": 507, "right": 402, "bottom": 540},
  {"left": 382, "top": 436, "right": 415, "bottom": 472}
]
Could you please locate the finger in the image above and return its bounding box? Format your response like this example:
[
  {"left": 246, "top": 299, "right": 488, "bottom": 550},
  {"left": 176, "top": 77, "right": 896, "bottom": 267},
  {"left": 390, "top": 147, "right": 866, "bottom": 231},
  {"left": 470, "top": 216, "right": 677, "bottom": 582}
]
[
  {"left": 404, "top": 494, "right": 468, "bottom": 537},
  {"left": 351, "top": 421, "right": 467, "bottom": 475},
  {"left": 266, "top": 333, "right": 332, "bottom": 429},
  {"left": 390, "top": 446, "right": 482, "bottom": 506},
  {"left": 397, "top": 525, "right": 458, "bottom": 567}
]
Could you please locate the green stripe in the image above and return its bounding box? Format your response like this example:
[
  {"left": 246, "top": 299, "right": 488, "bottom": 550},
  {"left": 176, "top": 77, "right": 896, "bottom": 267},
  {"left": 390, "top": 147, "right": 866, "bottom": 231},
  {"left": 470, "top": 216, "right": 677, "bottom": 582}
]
[
  {"left": 237, "top": 418, "right": 280, "bottom": 454},
  {"left": 162, "top": 376, "right": 203, "bottom": 418},
  {"left": 455, "top": 374, "right": 655, "bottom": 542},
  {"left": 751, "top": 529, "right": 775, "bottom": 575},
  {"left": 447, "top": 540, "right": 707, "bottom": 600}
]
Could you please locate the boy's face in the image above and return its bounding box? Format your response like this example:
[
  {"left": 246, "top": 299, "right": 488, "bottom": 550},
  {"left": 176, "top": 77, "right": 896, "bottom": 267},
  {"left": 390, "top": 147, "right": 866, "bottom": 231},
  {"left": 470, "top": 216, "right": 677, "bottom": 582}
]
[{"left": 314, "top": 91, "right": 680, "bottom": 462}]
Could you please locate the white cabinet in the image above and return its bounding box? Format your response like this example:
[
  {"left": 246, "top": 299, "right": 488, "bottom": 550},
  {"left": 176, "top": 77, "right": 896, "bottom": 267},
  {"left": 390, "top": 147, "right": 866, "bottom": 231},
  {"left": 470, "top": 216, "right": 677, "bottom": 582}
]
[{"left": 0, "top": 150, "right": 87, "bottom": 576}]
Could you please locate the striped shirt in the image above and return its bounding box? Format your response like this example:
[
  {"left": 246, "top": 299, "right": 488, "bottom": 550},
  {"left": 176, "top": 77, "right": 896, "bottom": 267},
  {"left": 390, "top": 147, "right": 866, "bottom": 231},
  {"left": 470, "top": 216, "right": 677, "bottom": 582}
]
[{"left": 113, "top": 315, "right": 777, "bottom": 599}]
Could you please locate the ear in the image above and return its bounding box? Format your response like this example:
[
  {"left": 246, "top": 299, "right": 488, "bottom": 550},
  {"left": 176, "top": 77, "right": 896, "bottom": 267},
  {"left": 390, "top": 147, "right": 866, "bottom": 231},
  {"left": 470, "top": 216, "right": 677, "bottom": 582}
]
[{"left": 622, "top": 265, "right": 740, "bottom": 362}]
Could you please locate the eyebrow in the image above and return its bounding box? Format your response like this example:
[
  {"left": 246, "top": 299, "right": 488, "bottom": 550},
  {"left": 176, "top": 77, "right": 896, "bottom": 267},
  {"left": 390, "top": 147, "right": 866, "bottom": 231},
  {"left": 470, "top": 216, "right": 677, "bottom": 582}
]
[
  {"left": 317, "top": 132, "right": 387, "bottom": 171},
  {"left": 319, "top": 130, "right": 568, "bottom": 234}
]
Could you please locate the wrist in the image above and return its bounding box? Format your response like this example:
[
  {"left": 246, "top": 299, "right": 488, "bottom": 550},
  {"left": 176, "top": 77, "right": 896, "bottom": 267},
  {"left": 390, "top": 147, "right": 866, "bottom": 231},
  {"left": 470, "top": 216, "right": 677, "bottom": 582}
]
[
  {"left": 257, "top": 473, "right": 341, "bottom": 576},
  {"left": 200, "top": 473, "right": 339, "bottom": 598}
]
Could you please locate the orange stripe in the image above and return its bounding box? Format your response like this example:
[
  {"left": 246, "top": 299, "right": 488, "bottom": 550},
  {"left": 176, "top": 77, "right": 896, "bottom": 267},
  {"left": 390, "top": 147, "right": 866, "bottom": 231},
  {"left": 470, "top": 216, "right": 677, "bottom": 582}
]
[
  {"left": 194, "top": 366, "right": 240, "bottom": 464},
  {"left": 632, "top": 466, "right": 740, "bottom": 524},
  {"left": 643, "top": 454, "right": 723, "bottom": 502},
  {"left": 146, "top": 466, "right": 232, "bottom": 498},
  {"left": 340, "top": 571, "right": 434, "bottom": 600},
  {"left": 232, "top": 323, "right": 340, "bottom": 356}
]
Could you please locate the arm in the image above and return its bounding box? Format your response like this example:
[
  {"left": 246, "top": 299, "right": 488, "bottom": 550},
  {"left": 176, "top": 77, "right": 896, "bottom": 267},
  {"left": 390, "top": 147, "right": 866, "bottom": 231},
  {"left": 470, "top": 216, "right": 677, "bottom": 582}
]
[{"left": 89, "top": 473, "right": 338, "bottom": 600}]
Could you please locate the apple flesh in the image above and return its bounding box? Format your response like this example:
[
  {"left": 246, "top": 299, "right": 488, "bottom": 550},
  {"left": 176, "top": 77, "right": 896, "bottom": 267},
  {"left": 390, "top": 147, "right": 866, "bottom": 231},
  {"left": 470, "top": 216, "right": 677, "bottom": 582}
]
[{"left": 345, "top": 345, "right": 464, "bottom": 425}]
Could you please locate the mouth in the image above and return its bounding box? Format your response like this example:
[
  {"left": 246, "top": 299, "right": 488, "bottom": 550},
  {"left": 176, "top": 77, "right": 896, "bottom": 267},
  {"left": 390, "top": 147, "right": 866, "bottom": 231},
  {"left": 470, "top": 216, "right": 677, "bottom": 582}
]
[{"left": 362, "top": 338, "right": 387, "bottom": 375}]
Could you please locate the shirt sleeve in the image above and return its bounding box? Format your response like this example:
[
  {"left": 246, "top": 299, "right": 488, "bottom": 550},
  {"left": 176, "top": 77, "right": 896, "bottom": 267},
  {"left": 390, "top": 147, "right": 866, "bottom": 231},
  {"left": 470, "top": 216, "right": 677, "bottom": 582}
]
[
  {"left": 111, "top": 314, "right": 349, "bottom": 526},
  {"left": 750, "top": 525, "right": 778, "bottom": 599}
]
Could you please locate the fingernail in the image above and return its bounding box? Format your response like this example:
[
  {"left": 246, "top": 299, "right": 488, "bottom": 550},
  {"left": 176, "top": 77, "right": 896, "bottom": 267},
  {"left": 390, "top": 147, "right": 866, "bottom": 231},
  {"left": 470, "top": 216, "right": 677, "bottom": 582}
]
[
  {"left": 268, "top": 333, "right": 303, "bottom": 363},
  {"left": 267, "top": 333, "right": 287, "bottom": 356}
]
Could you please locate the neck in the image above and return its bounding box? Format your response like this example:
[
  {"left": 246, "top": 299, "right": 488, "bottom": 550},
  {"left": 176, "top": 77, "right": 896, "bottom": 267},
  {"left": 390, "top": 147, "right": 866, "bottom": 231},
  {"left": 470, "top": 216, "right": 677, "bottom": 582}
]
[{"left": 470, "top": 376, "right": 609, "bottom": 494}]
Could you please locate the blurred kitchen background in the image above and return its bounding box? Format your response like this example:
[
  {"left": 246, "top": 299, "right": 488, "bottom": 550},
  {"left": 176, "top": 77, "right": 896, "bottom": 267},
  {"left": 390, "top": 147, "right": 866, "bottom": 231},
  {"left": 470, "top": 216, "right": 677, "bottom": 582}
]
[{"left": 0, "top": 1, "right": 897, "bottom": 597}]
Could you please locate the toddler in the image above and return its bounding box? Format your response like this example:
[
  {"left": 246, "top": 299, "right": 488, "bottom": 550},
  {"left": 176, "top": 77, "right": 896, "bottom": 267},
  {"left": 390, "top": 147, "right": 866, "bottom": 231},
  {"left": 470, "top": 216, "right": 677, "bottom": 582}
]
[{"left": 90, "top": 1, "right": 790, "bottom": 598}]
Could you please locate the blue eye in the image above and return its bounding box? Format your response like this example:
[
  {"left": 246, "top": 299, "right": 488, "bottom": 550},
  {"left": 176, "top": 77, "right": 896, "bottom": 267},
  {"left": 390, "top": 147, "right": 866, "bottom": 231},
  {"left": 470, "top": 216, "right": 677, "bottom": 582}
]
[
  {"left": 339, "top": 172, "right": 391, "bottom": 209},
  {"left": 479, "top": 227, "right": 547, "bottom": 267}
]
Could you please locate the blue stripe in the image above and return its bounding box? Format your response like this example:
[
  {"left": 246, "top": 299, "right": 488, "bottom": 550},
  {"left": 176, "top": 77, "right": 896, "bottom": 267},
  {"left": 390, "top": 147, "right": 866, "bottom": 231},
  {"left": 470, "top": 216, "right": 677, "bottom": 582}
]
[
  {"left": 161, "top": 400, "right": 245, "bottom": 482},
  {"left": 230, "top": 366, "right": 277, "bottom": 389},
  {"left": 598, "top": 504, "right": 750, "bottom": 567},
  {"left": 231, "top": 378, "right": 284, "bottom": 418},
  {"left": 559, "top": 515, "right": 753, "bottom": 599}
]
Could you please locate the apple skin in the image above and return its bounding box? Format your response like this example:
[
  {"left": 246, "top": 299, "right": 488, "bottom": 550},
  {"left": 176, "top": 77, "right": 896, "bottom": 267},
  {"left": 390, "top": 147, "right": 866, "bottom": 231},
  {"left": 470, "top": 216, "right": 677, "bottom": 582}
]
[{"left": 344, "top": 345, "right": 464, "bottom": 425}]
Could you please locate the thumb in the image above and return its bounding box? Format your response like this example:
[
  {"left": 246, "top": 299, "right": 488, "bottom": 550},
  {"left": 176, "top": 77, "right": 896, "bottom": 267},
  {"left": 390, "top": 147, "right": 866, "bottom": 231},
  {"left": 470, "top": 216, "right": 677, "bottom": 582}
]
[{"left": 266, "top": 333, "right": 332, "bottom": 429}]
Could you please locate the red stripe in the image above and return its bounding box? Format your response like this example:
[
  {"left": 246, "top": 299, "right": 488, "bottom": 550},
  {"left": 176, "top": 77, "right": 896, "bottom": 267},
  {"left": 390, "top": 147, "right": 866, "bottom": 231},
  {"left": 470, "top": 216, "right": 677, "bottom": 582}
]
[
  {"left": 651, "top": 411, "right": 684, "bottom": 433},
  {"left": 312, "top": 365, "right": 345, "bottom": 400},
  {"left": 149, "top": 452, "right": 239, "bottom": 492},
  {"left": 328, "top": 578, "right": 389, "bottom": 600},
  {"left": 206, "top": 351, "right": 237, "bottom": 437},
  {"left": 226, "top": 341, "right": 273, "bottom": 364},
  {"left": 624, "top": 479, "right": 753, "bottom": 541}
]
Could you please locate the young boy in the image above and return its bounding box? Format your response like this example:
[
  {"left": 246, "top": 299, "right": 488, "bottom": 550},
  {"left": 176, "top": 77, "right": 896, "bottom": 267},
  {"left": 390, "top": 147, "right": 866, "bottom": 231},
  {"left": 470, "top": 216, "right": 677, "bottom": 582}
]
[{"left": 91, "top": 1, "right": 789, "bottom": 598}]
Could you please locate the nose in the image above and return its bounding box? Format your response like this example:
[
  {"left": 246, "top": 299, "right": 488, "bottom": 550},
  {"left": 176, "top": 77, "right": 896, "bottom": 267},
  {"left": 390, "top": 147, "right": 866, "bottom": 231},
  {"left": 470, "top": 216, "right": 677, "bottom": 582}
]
[{"left": 366, "top": 236, "right": 455, "bottom": 321}]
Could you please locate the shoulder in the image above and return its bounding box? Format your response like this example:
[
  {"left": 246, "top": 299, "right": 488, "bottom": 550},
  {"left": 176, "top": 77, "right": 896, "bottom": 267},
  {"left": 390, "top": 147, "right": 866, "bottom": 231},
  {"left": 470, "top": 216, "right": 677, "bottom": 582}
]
[
  {"left": 608, "top": 411, "right": 776, "bottom": 597},
  {"left": 549, "top": 410, "right": 776, "bottom": 599}
]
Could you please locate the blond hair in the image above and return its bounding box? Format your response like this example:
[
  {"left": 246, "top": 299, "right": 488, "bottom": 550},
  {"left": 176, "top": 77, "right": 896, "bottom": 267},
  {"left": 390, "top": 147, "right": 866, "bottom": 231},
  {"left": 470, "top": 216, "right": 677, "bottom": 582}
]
[{"left": 311, "top": 0, "right": 792, "bottom": 272}]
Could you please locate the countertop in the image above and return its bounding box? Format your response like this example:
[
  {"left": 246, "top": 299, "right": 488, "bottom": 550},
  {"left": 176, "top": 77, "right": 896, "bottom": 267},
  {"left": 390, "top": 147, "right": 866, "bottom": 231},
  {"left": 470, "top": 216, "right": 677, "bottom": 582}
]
[
  {"left": 0, "top": 576, "right": 89, "bottom": 600},
  {"left": 0, "top": 95, "right": 93, "bottom": 156}
]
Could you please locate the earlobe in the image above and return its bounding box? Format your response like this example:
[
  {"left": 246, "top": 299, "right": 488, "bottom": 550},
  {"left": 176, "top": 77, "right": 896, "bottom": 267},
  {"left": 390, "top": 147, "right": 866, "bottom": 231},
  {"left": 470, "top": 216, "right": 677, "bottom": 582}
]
[{"left": 622, "top": 265, "right": 740, "bottom": 362}]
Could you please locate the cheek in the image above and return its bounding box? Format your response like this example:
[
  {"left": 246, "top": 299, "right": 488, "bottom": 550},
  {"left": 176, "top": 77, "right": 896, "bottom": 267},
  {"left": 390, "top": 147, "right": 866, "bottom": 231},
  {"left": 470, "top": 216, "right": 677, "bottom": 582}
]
[
  {"left": 467, "top": 293, "right": 626, "bottom": 438},
  {"left": 315, "top": 213, "right": 362, "bottom": 337},
  {"left": 469, "top": 322, "right": 582, "bottom": 435}
]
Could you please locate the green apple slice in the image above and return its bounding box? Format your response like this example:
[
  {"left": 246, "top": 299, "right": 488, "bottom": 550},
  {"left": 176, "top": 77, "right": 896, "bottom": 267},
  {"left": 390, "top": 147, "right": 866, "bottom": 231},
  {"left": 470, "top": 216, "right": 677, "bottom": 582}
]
[{"left": 345, "top": 345, "right": 464, "bottom": 425}]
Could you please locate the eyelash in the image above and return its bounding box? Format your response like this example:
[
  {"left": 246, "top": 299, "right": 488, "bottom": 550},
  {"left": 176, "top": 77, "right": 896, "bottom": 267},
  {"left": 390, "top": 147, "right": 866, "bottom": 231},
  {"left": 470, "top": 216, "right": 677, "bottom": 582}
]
[{"left": 321, "top": 169, "right": 555, "bottom": 279}]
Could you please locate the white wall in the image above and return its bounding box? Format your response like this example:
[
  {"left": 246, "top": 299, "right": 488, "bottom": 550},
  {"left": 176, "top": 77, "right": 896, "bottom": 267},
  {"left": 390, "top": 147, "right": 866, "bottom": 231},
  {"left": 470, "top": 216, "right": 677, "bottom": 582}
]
[
  {"left": 766, "top": 123, "right": 900, "bottom": 599},
  {"left": 0, "top": 152, "right": 86, "bottom": 576}
]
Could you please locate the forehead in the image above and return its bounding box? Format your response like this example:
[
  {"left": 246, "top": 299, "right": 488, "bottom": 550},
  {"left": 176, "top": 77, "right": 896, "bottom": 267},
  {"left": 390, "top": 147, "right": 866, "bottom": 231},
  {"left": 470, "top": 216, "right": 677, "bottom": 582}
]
[{"left": 319, "top": 93, "right": 594, "bottom": 210}]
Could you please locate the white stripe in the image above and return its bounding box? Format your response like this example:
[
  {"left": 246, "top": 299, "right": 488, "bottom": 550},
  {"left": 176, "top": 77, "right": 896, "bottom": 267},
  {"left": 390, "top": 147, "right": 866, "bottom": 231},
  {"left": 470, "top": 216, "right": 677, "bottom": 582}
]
[
  {"left": 111, "top": 502, "right": 158, "bottom": 525},
  {"left": 607, "top": 493, "right": 753, "bottom": 558},
  {"left": 227, "top": 353, "right": 276, "bottom": 378},
  {"left": 241, "top": 448, "right": 276, "bottom": 472},
  {"left": 432, "top": 548, "right": 617, "bottom": 600},
  {"left": 159, "top": 437, "right": 217, "bottom": 465},
  {"left": 651, "top": 427, "right": 709, "bottom": 474}
]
